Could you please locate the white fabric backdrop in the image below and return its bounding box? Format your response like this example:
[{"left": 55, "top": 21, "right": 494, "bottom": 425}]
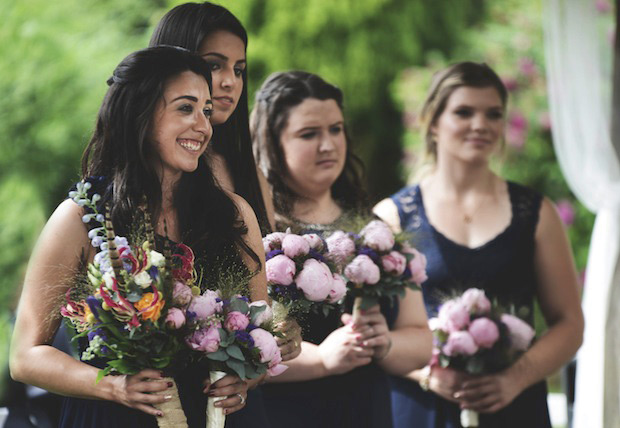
[{"left": 543, "top": 1, "right": 620, "bottom": 427}]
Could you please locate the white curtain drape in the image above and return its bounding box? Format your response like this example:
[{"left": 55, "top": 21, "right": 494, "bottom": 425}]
[{"left": 543, "top": 1, "right": 620, "bottom": 427}]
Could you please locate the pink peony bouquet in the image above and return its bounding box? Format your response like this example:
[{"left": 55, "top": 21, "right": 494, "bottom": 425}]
[
  {"left": 326, "top": 220, "right": 428, "bottom": 318},
  {"left": 429, "top": 288, "right": 536, "bottom": 427},
  {"left": 263, "top": 231, "right": 346, "bottom": 317}
]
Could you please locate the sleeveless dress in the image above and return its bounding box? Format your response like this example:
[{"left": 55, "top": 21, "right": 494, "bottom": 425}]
[
  {"left": 260, "top": 219, "right": 398, "bottom": 428},
  {"left": 58, "top": 178, "right": 255, "bottom": 428},
  {"left": 388, "top": 182, "right": 552, "bottom": 428}
]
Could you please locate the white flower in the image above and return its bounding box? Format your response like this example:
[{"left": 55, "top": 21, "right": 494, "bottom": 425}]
[
  {"left": 150, "top": 250, "right": 166, "bottom": 268},
  {"left": 102, "top": 272, "right": 115, "bottom": 288},
  {"left": 134, "top": 271, "right": 152, "bottom": 289}
]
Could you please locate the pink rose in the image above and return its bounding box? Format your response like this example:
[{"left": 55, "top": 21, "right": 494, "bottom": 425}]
[
  {"left": 501, "top": 314, "right": 535, "bottom": 351},
  {"left": 438, "top": 300, "right": 470, "bottom": 332},
  {"left": 188, "top": 290, "right": 222, "bottom": 320},
  {"left": 460, "top": 288, "right": 491, "bottom": 315},
  {"left": 302, "top": 233, "right": 323, "bottom": 251},
  {"left": 344, "top": 255, "right": 380, "bottom": 285},
  {"left": 249, "top": 300, "right": 273, "bottom": 326},
  {"left": 250, "top": 328, "right": 288, "bottom": 376},
  {"left": 263, "top": 232, "right": 287, "bottom": 252},
  {"left": 468, "top": 317, "right": 499, "bottom": 348},
  {"left": 329, "top": 274, "right": 347, "bottom": 303},
  {"left": 281, "top": 234, "right": 310, "bottom": 258},
  {"left": 325, "top": 230, "right": 356, "bottom": 264},
  {"left": 381, "top": 251, "right": 407, "bottom": 275},
  {"left": 265, "top": 254, "right": 296, "bottom": 285},
  {"left": 443, "top": 330, "right": 479, "bottom": 356},
  {"left": 404, "top": 247, "right": 428, "bottom": 284},
  {"left": 187, "top": 325, "right": 221, "bottom": 353},
  {"left": 225, "top": 311, "right": 250, "bottom": 331},
  {"left": 172, "top": 281, "right": 193, "bottom": 306},
  {"left": 295, "top": 259, "right": 333, "bottom": 302},
  {"left": 165, "top": 307, "right": 186, "bottom": 329},
  {"left": 361, "top": 220, "right": 395, "bottom": 251}
]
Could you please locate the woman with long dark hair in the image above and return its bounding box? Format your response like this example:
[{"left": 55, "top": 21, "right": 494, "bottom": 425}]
[
  {"left": 252, "top": 70, "right": 432, "bottom": 428},
  {"left": 10, "top": 46, "right": 267, "bottom": 427}
]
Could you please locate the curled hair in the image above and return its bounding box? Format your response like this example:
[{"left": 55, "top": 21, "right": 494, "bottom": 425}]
[
  {"left": 251, "top": 70, "right": 367, "bottom": 217},
  {"left": 419, "top": 61, "right": 508, "bottom": 164},
  {"left": 82, "top": 46, "right": 259, "bottom": 269},
  {"left": 149, "top": 2, "right": 271, "bottom": 234}
]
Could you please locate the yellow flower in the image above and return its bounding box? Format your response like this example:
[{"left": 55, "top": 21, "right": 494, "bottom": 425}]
[{"left": 135, "top": 292, "right": 164, "bottom": 322}]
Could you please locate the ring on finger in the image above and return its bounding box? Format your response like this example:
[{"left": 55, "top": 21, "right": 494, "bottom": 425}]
[{"left": 235, "top": 393, "right": 245, "bottom": 406}]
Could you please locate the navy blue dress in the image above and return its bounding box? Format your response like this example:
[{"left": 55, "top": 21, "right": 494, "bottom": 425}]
[{"left": 388, "top": 182, "right": 551, "bottom": 428}]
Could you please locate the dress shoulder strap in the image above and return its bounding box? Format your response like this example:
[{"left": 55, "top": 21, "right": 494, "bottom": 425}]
[
  {"left": 508, "top": 181, "right": 543, "bottom": 235},
  {"left": 389, "top": 185, "right": 423, "bottom": 232}
]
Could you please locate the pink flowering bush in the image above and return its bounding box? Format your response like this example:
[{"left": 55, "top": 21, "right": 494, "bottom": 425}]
[{"left": 429, "top": 288, "right": 536, "bottom": 375}]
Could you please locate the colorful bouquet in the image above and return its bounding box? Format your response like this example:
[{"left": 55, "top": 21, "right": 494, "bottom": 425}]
[
  {"left": 263, "top": 231, "right": 347, "bottom": 317},
  {"left": 429, "top": 288, "right": 536, "bottom": 427},
  {"left": 326, "top": 219, "right": 428, "bottom": 320},
  {"left": 61, "top": 181, "right": 192, "bottom": 427}
]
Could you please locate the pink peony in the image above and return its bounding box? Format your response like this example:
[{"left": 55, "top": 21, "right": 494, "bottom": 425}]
[
  {"left": 187, "top": 325, "right": 221, "bottom": 352},
  {"left": 295, "top": 259, "right": 333, "bottom": 302},
  {"left": 329, "top": 274, "right": 347, "bottom": 303},
  {"left": 265, "top": 254, "right": 296, "bottom": 285},
  {"left": 345, "top": 254, "right": 380, "bottom": 285},
  {"left": 165, "top": 307, "right": 186, "bottom": 329},
  {"left": 249, "top": 300, "right": 273, "bottom": 326},
  {"left": 172, "top": 281, "right": 193, "bottom": 306},
  {"left": 404, "top": 247, "right": 428, "bottom": 284},
  {"left": 381, "top": 251, "right": 407, "bottom": 276},
  {"left": 437, "top": 300, "right": 470, "bottom": 332},
  {"left": 460, "top": 288, "right": 491, "bottom": 315},
  {"left": 281, "top": 234, "right": 310, "bottom": 258},
  {"left": 443, "top": 331, "right": 479, "bottom": 356},
  {"left": 501, "top": 314, "right": 535, "bottom": 351},
  {"left": 325, "top": 230, "right": 356, "bottom": 264},
  {"left": 555, "top": 200, "right": 575, "bottom": 227},
  {"left": 361, "top": 220, "right": 395, "bottom": 251},
  {"left": 225, "top": 311, "right": 250, "bottom": 331},
  {"left": 188, "top": 290, "right": 222, "bottom": 320},
  {"left": 468, "top": 317, "right": 499, "bottom": 348},
  {"left": 250, "top": 328, "right": 288, "bottom": 376},
  {"left": 302, "top": 233, "right": 323, "bottom": 251},
  {"left": 263, "top": 232, "right": 287, "bottom": 252}
]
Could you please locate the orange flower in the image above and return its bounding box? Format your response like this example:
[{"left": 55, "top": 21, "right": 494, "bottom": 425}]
[{"left": 135, "top": 292, "right": 164, "bottom": 322}]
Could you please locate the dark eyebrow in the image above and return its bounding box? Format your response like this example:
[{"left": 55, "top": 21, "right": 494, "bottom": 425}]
[
  {"left": 202, "top": 52, "right": 246, "bottom": 65},
  {"left": 205, "top": 100, "right": 213, "bottom": 106},
  {"left": 172, "top": 95, "right": 198, "bottom": 103}
]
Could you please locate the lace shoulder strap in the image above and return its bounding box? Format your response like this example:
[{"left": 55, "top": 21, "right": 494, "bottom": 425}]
[
  {"left": 509, "top": 181, "right": 543, "bottom": 234},
  {"left": 390, "top": 185, "right": 423, "bottom": 231}
]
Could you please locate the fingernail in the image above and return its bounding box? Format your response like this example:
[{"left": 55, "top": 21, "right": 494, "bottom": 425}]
[
  {"left": 157, "top": 411, "right": 163, "bottom": 417},
  {"left": 164, "top": 395, "right": 172, "bottom": 401},
  {"left": 167, "top": 382, "right": 173, "bottom": 388},
  {"left": 453, "top": 392, "right": 461, "bottom": 399}
]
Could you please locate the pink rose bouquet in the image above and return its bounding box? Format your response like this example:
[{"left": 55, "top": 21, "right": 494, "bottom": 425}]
[
  {"left": 429, "top": 288, "right": 536, "bottom": 427},
  {"left": 263, "top": 231, "right": 344, "bottom": 316},
  {"left": 326, "top": 219, "right": 427, "bottom": 319}
]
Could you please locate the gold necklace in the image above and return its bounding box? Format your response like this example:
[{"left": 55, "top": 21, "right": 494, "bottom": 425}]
[{"left": 462, "top": 188, "right": 493, "bottom": 224}]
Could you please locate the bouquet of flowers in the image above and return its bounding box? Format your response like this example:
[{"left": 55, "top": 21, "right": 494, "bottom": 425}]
[
  {"left": 429, "top": 288, "right": 536, "bottom": 427},
  {"left": 263, "top": 231, "right": 347, "bottom": 317},
  {"left": 61, "top": 181, "right": 192, "bottom": 427},
  {"left": 326, "top": 220, "right": 428, "bottom": 321}
]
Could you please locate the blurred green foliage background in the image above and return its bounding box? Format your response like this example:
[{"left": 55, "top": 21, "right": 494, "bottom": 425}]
[{"left": 1, "top": 0, "right": 605, "bottom": 397}]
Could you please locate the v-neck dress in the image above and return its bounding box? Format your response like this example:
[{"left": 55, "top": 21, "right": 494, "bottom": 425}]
[{"left": 388, "top": 182, "right": 552, "bottom": 428}]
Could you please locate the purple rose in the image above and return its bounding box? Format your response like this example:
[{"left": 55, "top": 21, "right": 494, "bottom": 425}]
[
  {"left": 468, "top": 317, "right": 499, "bottom": 348},
  {"left": 249, "top": 300, "right": 273, "bottom": 326},
  {"left": 281, "top": 234, "right": 310, "bottom": 258},
  {"left": 361, "top": 220, "right": 395, "bottom": 252},
  {"left": 302, "top": 233, "right": 323, "bottom": 251},
  {"left": 325, "top": 230, "right": 356, "bottom": 265},
  {"left": 165, "top": 307, "right": 186, "bottom": 329},
  {"left": 501, "top": 314, "right": 535, "bottom": 351},
  {"left": 443, "top": 330, "right": 479, "bottom": 356},
  {"left": 381, "top": 251, "right": 407, "bottom": 275},
  {"left": 188, "top": 289, "right": 222, "bottom": 320},
  {"left": 329, "top": 274, "right": 347, "bottom": 303},
  {"left": 172, "top": 281, "right": 193, "bottom": 306},
  {"left": 460, "top": 288, "right": 491, "bottom": 315},
  {"left": 438, "top": 300, "right": 470, "bottom": 333},
  {"left": 225, "top": 311, "right": 250, "bottom": 331},
  {"left": 265, "top": 254, "right": 296, "bottom": 285},
  {"left": 187, "top": 326, "right": 221, "bottom": 353},
  {"left": 344, "top": 255, "right": 380, "bottom": 285},
  {"left": 404, "top": 247, "right": 428, "bottom": 284},
  {"left": 295, "top": 259, "right": 332, "bottom": 302},
  {"left": 262, "top": 232, "right": 287, "bottom": 252},
  {"left": 250, "top": 328, "right": 288, "bottom": 376}
]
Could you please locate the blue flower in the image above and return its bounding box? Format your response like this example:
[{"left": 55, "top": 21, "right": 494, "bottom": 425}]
[
  {"left": 266, "top": 249, "right": 284, "bottom": 261},
  {"left": 235, "top": 330, "right": 255, "bottom": 349}
]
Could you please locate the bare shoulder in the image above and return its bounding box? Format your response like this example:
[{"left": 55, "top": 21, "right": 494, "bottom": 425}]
[
  {"left": 373, "top": 198, "right": 401, "bottom": 233},
  {"left": 535, "top": 196, "right": 564, "bottom": 240}
]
